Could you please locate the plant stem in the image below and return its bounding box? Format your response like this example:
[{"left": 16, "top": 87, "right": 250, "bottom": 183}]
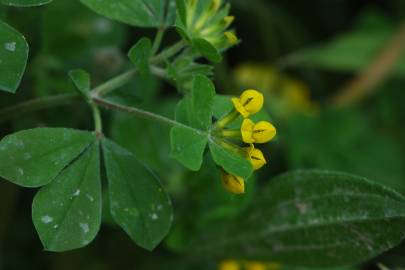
[
  {"left": 91, "top": 69, "right": 137, "bottom": 97},
  {"left": 90, "top": 102, "right": 103, "bottom": 137},
  {"left": 151, "top": 27, "right": 166, "bottom": 55},
  {"left": 92, "top": 96, "right": 203, "bottom": 134},
  {"left": 150, "top": 40, "right": 186, "bottom": 64},
  {"left": 0, "top": 93, "right": 79, "bottom": 124}
]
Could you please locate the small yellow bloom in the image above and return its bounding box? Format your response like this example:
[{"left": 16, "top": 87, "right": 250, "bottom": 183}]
[
  {"left": 245, "top": 262, "right": 267, "bottom": 270},
  {"left": 245, "top": 145, "right": 267, "bottom": 170},
  {"left": 241, "top": 119, "right": 276, "bottom": 144},
  {"left": 221, "top": 172, "right": 245, "bottom": 194},
  {"left": 219, "top": 260, "right": 240, "bottom": 270},
  {"left": 232, "top": 89, "right": 264, "bottom": 118}
]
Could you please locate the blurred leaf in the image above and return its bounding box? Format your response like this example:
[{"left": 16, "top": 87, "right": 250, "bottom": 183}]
[
  {"left": 284, "top": 109, "right": 405, "bottom": 195},
  {"left": 1, "top": 0, "right": 52, "bottom": 7},
  {"left": 192, "top": 38, "right": 222, "bottom": 63},
  {"left": 0, "top": 20, "right": 28, "bottom": 93},
  {"left": 68, "top": 69, "right": 91, "bottom": 97},
  {"left": 195, "top": 170, "right": 405, "bottom": 268},
  {"left": 0, "top": 128, "right": 95, "bottom": 187},
  {"left": 80, "top": 0, "right": 176, "bottom": 28},
  {"left": 102, "top": 138, "right": 173, "bottom": 251},
  {"left": 128, "top": 37, "right": 152, "bottom": 76},
  {"left": 285, "top": 27, "right": 405, "bottom": 76},
  {"left": 32, "top": 142, "right": 101, "bottom": 252}
]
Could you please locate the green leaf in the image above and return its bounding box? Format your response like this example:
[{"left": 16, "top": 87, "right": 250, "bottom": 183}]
[
  {"left": 68, "top": 69, "right": 91, "bottom": 97},
  {"left": 128, "top": 38, "right": 152, "bottom": 76},
  {"left": 80, "top": 0, "right": 176, "bottom": 28},
  {"left": 0, "top": 20, "right": 29, "bottom": 93},
  {"left": 175, "top": 0, "right": 187, "bottom": 25},
  {"left": 32, "top": 143, "right": 101, "bottom": 252},
  {"left": 0, "top": 128, "right": 95, "bottom": 187},
  {"left": 102, "top": 138, "right": 173, "bottom": 251},
  {"left": 208, "top": 138, "right": 253, "bottom": 179},
  {"left": 195, "top": 170, "right": 405, "bottom": 268},
  {"left": 191, "top": 75, "right": 215, "bottom": 130},
  {"left": 170, "top": 126, "right": 208, "bottom": 171},
  {"left": 192, "top": 38, "right": 222, "bottom": 63},
  {"left": 1, "top": 0, "right": 52, "bottom": 7}
]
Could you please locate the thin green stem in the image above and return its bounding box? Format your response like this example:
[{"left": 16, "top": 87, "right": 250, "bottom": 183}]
[
  {"left": 91, "top": 69, "right": 137, "bottom": 97},
  {"left": 92, "top": 96, "right": 204, "bottom": 134},
  {"left": 0, "top": 93, "right": 79, "bottom": 124},
  {"left": 150, "top": 40, "right": 186, "bottom": 64},
  {"left": 151, "top": 27, "right": 166, "bottom": 55},
  {"left": 90, "top": 102, "right": 102, "bottom": 136}
]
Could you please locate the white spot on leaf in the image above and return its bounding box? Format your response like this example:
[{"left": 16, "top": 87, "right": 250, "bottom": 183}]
[
  {"left": 80, "top": 223, "right": 89, "bottom": 234},
  {"left": 4, "top": 42, "right": 16, "bottom": 52},
  {"left": 41, "top": 216, "right": 53, "bottom": 224}
]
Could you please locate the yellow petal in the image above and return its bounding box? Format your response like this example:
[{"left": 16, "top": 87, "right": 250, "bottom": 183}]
[
  {"left": 239, "top": 89, "right": 264, "bottom": 116},
  {"left": 246, "top": 146, "right": 267, "bottom": 170},
  {"left": 232, "top": 97, "right": 250, "bottom": 118},
  {"left": 240, "top": 118, "right": 255, "bottom": 143},
  {"left": 252, "top": 121, "right": 276, "bottom": 143},
  {"left": 221, "top": 172, "right": 245, "bottom": 194}
]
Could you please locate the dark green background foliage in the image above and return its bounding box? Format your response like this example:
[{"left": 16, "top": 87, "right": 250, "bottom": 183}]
[{"left": 0, "top": 0, "right": 405, "bottom": 270}]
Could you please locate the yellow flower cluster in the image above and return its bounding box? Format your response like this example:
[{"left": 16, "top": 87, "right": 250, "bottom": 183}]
[{"left": 216, "top": 89, "right": 277, "bottom": 194}]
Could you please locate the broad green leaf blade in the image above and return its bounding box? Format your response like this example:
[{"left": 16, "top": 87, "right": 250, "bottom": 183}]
[
  {"left": 102, "top": 139, "right": 173, "bottom": 251},
  {"left": 195, "top": 170, "right": 405, "bottom": 268},
  {"left": 80, "top": 0, "right": 176, "bottom": 28},
  {"left": 170, "top": 126, "right": 208, "bottom": 171},
  {"left": 1, "top": 0, "right": 52, "bottom": 7},
  {"left": 0, "top": 20, "right": 28, "bottom": 93},
  {"left": 32, "top": 143, "right": 101, "bottom": 252},
  {"left": 191, "top": 75, "right": 215, "bottom": 130},
  {"left": 0, "top": 128, "right": 95, "bottom": 187},
  {"left": 192, "top": 38, "right": 222, "bottom": 63},
  {"left": 68, "top": 69, "right": 91, "bottom": 97},
  {"left": 128, "top": 37, "right": 152, "bottom": 76},
  {"left": 208, "top": 138, "right": 253, "bottom": 179}
]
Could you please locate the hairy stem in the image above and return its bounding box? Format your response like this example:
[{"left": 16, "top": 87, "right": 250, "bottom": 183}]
[{"left": 92, "top": 96, "right": 203, "bottom": 134}]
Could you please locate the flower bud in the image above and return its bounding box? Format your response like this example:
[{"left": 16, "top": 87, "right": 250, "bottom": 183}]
[
  {"left": 224, "top": 31, "right": 238, "bottom": 45},
  {"left": 231, "top": 89, "right": 264, "bottom": 118},
  {"left": 241, "top": 119, "right": 276, "bottom": 144},
  {"left": 245, "top": 145, "right": 267, "bottom": 170},
  {"left": 221, "top": 171, "right": 245, "bottom": 194}
]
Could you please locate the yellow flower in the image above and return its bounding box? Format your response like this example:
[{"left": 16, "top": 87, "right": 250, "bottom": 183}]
[
  {"left": 245, "top": 262, "right": 267, "bottom": 270},
  {"left": 221, "top": 171, "right": 245, "bottom": 194},
  {"left": 245, "top": 145, "right": 267, "bottom": 170},
  {"left": 232, "top": 89, "right": 264, "bottom": 118},
  {"left": 241, "top": 119, "right": 276, "bottom": 144},
  {"left": 218, "top": 260, "right": 240, "bottom": 270}
]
